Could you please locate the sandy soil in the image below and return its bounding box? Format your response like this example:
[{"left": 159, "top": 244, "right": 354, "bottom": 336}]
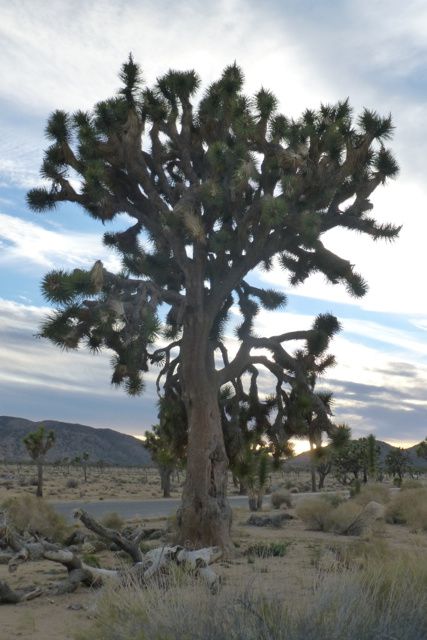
[
  {"left": 1, "top": 495, "right": 427, "bottom": 640},
  {"left": 0, "top": 462, "right": 343, "bottom": 505}
]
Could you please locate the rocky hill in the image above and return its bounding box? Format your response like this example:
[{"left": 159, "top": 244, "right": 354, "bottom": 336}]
[
  {"left": 0, "top": 416, "right": 151, "bottom": 466},
  {"left": 285, "top": 439, "right": 427, "bottom": 470}
]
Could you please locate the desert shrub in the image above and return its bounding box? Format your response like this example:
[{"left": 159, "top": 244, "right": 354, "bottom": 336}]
[
  {"left": 76, "top": 551, "right": 427, "bottom": 640},
  {"left": 66, "top": 478, "right": 78, "bottom": 489},
  {"left": 83, "top": 553, "right": 101, "bottom": 568},
  {"left": 245, "top": 542, "right": 290, "bottom": 558},
  {"left": 298, "top": 497, "right": 382, "bottom": 536},
  {"left": 386, "top": 488, "right": 427, "bottom": 530},
  {"left": 271, "top": 490, "right": 292, "bottom": 509},
  {"left": 401, "top": 479, "right": 423, "bottom": 490},
  {"left": 320, "top": 493, "right": 345, "bottom": 508},
  {"left": 328, "top": 501, "right": 364, "bottom": 534},
  {"left": 101, "top": 512, "right": 125, "bottom": 530},
  {"left": 352, "top": 483, "right": 390, "bottom": 507},
  {"left": 296, "top": 497, "right": 334, "bottom": 531},
  {"left": 328, "top": 538, "right": 391, "bottom": 569},
  {"left": 2, "top": 495, "right": 68, "bottom": 541}
]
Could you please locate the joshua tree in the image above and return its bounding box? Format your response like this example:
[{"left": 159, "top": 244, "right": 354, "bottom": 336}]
[
  {"left": 74, "top": 452, "right": 90, "bottom": 482},
  {"left": 28, "top": 57, "right": 399, "bottom": 547},
  {"left": 22, "top": 425, "right": 55, "bottom": 498},
  {"left": 314, "top": 423, "right": 351, "bottom": 490},
  {"left": 385, "top": 448, "right": 409, "bottom": 484},
  {"left": 145, "top": 424, "right": 178, "bottom": 498},
  {"left": 145, "top": 394, "right": 187, "bottom": 498}
]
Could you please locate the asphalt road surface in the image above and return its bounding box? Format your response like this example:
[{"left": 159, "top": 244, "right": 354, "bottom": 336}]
[
  {"left": 50, "top": 495, "right": 250, "bottom": 521},
  {"left": 50, "top": 491, "right": 349, "bottom": 522}
]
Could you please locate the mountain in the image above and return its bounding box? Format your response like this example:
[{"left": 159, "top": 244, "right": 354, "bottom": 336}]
[
  {"left": 0, "top": 416, "right": 151, "bottom": 466},
  {"left": 285, "top": 439, "right": 427, "bottom": 470}
]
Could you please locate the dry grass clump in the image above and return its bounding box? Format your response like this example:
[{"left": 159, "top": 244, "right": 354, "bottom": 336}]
[
  {"left": 76, "top": 551, "right": 427, "bottom": 640},
  {"left": 400, "top": 479, "right": 424, "bottom": 491},
  {"left": 2, "top": 494, "right": 68, "bottom": 542},
  {"left": 385, "top": 488, "right": 427, "bottom": 531},
  {"left": 352, "top": 483, "right": 390, "bottom": 506},
  {"left": 295, "top": 497, "right": 334, "bottom": 531},
  {"left": 271, "top": 490, "right": 293, "bottom": 509},
  {"left": 101, "top": 511, "right": 125, "bottom": 530},
  {"left": 297, "top": 497, "right": 383, "bottom": 536}
]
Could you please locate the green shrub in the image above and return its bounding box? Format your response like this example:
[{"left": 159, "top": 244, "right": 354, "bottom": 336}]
[
  {"left": 83, "top": 553, "right": 101, "bottom": 568},
  {"left": 271, "top": 490, "right": 292, "bottom": 509},
  {"left": 2, "top": 495, "right": 68, "bottom": 542},
  {"left": 245, "top": 541, "right": 290, "bottom": 558},
  {"left": 101, "top": 512, "right": 125, "bottom": 530}
]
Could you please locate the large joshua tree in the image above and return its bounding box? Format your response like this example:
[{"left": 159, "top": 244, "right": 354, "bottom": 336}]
[{"left": 28, "top": 57, "right": 399, "bottom": 548}]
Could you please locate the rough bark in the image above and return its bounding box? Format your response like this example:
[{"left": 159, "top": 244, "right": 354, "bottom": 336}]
[
  {"left": 160, "top": 467, "right": 172, "bottom": 498},
  {"left": 73, "top": 509, "right": 143, "bottom": 563},
  {"left": 309, "top": 440, "right": 317, "bottom": 493},
  {"left": 177, "top": 314, "right": 232, "bottom": 550},
  {"left": 36, "top": 459, "right": 43, "bottom": 498}
]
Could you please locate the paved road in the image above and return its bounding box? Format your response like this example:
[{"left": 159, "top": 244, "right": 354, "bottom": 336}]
[
  {"left": 50, "top": 495, "right": 250, "bottom": 521},
  {"left": 50, "top": 491, "right": 349, "bottom": 522}
]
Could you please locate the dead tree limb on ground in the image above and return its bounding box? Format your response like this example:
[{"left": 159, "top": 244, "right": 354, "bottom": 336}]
[{"left": 0, "top": 508, "right": 222, "bottom": 604}]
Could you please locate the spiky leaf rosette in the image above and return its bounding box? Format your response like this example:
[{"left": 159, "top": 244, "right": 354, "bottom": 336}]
[{"left": 29, "top": 56, "right": 399, "bottom": 436}]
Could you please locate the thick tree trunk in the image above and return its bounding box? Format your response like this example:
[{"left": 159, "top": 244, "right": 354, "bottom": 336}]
[
  {"left": 36, "top": 460, "right": 43, "bottom": 498},
  {"left": 160, "top": 467, "right": 172, "bottom": 498},
  {"left": 309, "top": 440, "right": 317, "bottom": 493},
  {"left": 176, "top": 315, "right": 232, "bottom": 550}
]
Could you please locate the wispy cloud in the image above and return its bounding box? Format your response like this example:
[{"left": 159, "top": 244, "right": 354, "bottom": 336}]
[
  {"left": 0, "top": 298, "right": 158, "bottom": 432},
  {"left": 0, "top": 212, "right": 121, "bottom": 271}
]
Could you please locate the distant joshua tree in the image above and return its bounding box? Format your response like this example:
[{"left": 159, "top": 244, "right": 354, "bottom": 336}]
[
  {"left": 385, "top": 448, "right": 410, "bottom": 484},
  {"left": 22, "top": 425, "right": 55, "bottom": 497}
]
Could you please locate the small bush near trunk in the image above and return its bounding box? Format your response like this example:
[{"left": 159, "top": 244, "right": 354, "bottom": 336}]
[
  {"left": 271, "top": 490, "right": 292, "bottom": 509},
  {"left": 245, "top": 541, "right": 290, "bottom": 558}
]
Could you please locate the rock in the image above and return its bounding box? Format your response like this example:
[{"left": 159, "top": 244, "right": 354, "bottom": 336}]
[{"left": 246, "top": 512, "right": 294, "bottom": 528}]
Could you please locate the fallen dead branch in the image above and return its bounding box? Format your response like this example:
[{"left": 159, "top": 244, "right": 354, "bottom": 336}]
[{"left": 0, "top": 507, "right": 222, "bottom": 604}]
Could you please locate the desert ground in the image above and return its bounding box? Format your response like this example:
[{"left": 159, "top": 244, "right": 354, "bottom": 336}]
[{"left": 1, "top": 465, "right": 426, "bottom": 640}]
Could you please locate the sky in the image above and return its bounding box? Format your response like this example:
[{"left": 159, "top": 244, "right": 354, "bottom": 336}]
[{"left": 1, "top": 0, "right": 427, "bottom": 451}]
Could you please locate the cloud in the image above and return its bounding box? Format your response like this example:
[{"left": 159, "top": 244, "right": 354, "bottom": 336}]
[
  {"left": 0, "top": 298, "right": 158, "bottom": 433},
  {"left": 0, "top": 212, "right": 121, "bottom": 272}
]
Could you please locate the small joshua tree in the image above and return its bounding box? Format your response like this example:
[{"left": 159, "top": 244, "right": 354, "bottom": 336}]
[{"left": 22, "top": 425, "right": 55, "bottom": 498}]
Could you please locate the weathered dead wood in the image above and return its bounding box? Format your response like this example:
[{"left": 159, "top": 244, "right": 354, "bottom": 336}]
[
  {"left": 0, "top": 580, "right": 42, "bottom": 604},
  {"left": 0, "top": 507, "right": 222, "bottom": 603},
  {"left": 73, "top": 508, "right": 143, "bottom": 563}
]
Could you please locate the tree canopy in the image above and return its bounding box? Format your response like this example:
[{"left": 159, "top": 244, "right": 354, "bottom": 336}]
[{"left": 28, "top": 56, "right": 399, "bottom": 547}]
